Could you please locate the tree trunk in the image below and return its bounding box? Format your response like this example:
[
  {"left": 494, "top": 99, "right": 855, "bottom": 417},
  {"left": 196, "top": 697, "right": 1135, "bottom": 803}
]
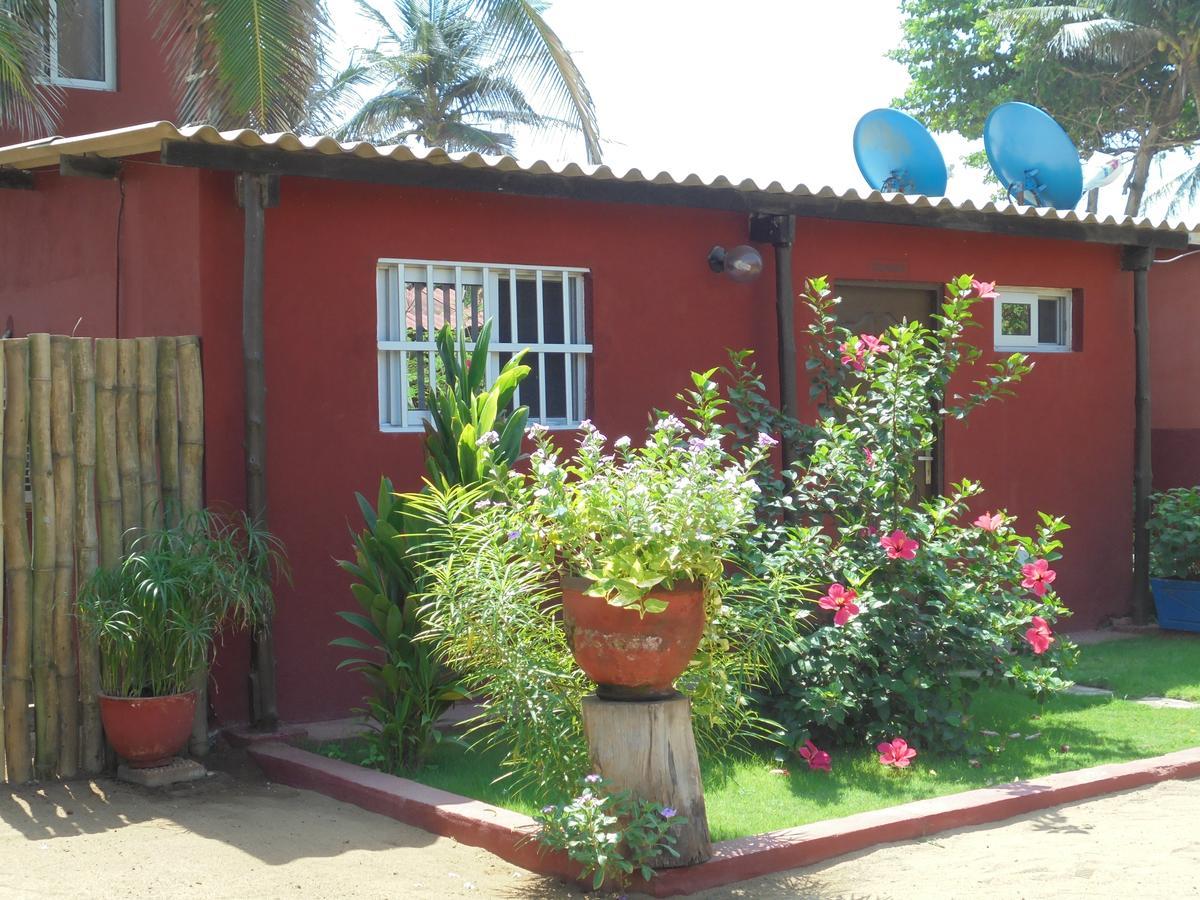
[
  {"left": 1124, "top": 125, "right": 1161, "bottom": 217},
  {"left": 581, "top": 693, "right": 712, "bottom": 868}
]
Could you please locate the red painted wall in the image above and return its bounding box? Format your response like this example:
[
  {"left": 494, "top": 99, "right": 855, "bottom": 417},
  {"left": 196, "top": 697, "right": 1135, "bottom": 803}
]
[
  {"left": 0, "top": 1, "right": 176, "bottom": 146},
  {"left": 192, "top": 176, "right": 1136, "bottom": 722},
  {"left": 0, "top": 164, "right": 1143, "bottom": 724},
  {"left": 1149, "top": 252, "right": 1200, "bottom": 490}
]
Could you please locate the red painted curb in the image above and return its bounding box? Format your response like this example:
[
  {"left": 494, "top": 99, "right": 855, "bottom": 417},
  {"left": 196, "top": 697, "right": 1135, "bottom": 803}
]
[{"left": 248, "top": 741, "right": 1200, "bottom": 897}]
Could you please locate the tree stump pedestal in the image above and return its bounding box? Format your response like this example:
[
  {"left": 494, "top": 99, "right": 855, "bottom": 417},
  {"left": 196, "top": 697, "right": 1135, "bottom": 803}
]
[{"left": 581, "top": 691, "right": 712, "bottom": 867}]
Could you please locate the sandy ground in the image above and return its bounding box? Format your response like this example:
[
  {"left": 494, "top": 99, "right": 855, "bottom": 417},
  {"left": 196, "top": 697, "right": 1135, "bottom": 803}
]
[{"left": 1, "top": 752, "right": 1197, "bottom": 900}]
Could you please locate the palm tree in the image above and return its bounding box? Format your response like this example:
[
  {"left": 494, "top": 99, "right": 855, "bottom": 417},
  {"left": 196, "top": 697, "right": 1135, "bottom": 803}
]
[
  {"left": 998, "top": 2, "right": 1200, "bottom": 215},
  {"left": 342, "top": 0, "right": 562, "bottom": 154},
  {"left": 0, "top": 0, "right": 330, "bottom": 135}
]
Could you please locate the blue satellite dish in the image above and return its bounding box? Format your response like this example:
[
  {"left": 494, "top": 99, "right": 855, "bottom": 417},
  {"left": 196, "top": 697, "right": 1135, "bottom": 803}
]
[
  {"left": 853, "top": 109, "right": 948, "bottom": 196},
  {"left": 984, "top": 102, "right": 1083, "bottom": 209}
]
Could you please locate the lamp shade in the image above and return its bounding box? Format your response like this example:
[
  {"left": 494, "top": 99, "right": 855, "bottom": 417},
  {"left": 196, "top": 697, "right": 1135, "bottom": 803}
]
[{"left": 707, "top": 244, "right": 763, "bottom": 283}]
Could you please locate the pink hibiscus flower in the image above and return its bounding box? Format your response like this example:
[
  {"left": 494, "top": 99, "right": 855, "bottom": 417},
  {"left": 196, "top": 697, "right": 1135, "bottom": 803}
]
[
  {"left": 798, "top": 740, "right": 832, "bottom": 772},
  {"left": 880, "top": 529, "right": 920, "bottom": 560},
  {"left": 877, "top": 737, "right": 918, "bottom": 768},
  {"left": 974, "top": 512, "right": 1003, "bottom": 532},
  {"left": 864, "top": 446, "right": 876, "bottom": 467},
  {"left": 971, "top": 278, "right": 998, "bottom": 300},
  {"left": 1025, "top": 616, "right": 1055, "bottom": 655},
  {"left": 860, "top": 334, "right": 890, "bottom": 354},
  {"left": 818, "top": 583, "right": 861, "bottom": 626},
  {"left": 840, "top": 340, "right": 867, "bottom": 371},
  {"left": 1020, "top": 559, "right": 1057, "bottom": 597}
]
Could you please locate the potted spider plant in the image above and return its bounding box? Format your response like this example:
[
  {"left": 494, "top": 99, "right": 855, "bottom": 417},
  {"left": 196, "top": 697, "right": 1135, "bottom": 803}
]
[
  {"left": 522, "top": 371, "right": 768, "bottom": 699},
  {"left": 1148, "top": 487, "right": 1200, "bottom": 632},
  {"left": 77, "top": 510, "right": 287, "bottom": 767}
]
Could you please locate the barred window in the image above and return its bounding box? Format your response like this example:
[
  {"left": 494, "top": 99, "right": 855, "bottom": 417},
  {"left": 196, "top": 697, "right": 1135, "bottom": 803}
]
[{"left": 377, "top": 259, "right": 591, "bottom": 431}]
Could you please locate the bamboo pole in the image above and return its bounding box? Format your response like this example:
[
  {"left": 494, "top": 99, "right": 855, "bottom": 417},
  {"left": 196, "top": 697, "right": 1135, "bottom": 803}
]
[
  {"left": 4, "top": 339, "right": 33, "bottom": 783},
  {"left": 72, "top": 339, "right": 104, "bottom": 774},
  {"left": 177, "top": 337, "right": 208, "bottom": 753},
  {"left": 94, "top": 340, "right": 122, "bottom": 569},
  {"left": 115, "top": 340, "right": 141, "bottom": 552},
  {"left": 30, "top": 334, "right": 59, "bottom": 780},
  {"left": 50, "top": 337, "right": 78, "bottom": 778},
  {"left": 135, "top": 338, "right": 160, "bottom": 531},
  {"left": 0, "top": 341, "right": 7, "bottom": 781},
  {"left": 177, "top": 338, "right": 204, "bottom": 517},
  {"left": 156, "top": 338, "right": 180, "bottom": 528}
]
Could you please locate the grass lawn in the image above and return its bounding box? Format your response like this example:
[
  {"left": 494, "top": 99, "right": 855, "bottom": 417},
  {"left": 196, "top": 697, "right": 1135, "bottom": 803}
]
[{"left": 309, "top": 635, "right": 1200, "bottom": 841}]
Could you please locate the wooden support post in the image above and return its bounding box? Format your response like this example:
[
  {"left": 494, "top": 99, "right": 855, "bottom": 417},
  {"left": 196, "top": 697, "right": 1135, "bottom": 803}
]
[
  {"left": 72, "top": 339, "right": 105, "bottom": 774},
  {"left": 115, "top": 340, "right": 141, "bottom": 551},
  {"left": 94, "top": 340, "right": 123, "bottom": 568},
  {"left": 156, "top": 338, "right": 181, "bottom": 528},
  {"left": 238, "top": 173, "right": 280, "bottom": 729},
  {"left": 1123, "top": 245, "right": 1155, "bottom": 624},
  {"left": 135, "top": 337, "right": 161, "bottom": 531},
  {"left": 581, "top": 693, "right": 712, "bottom": 868},
  {"left": 4, "top": 339, "right": 33, "bottom": 783},
  {"left": 749, "top": 213, "right": 799, "bottom": 470}
]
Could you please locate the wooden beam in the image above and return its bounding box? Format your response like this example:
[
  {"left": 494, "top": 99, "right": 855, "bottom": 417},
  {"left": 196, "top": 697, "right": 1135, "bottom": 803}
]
[
  {"left": 159, "top": 140, "right": 1192, "bottom": 249},
  {"left": 237, "top": 172, "right": 280, "bottom": 730},
  {"left": 60, "top": 154, "right": 122, "bottom": 180},
  {"left": 1123, "top": 244, "right": 1155, "bottom": 625},
  {"left": 0, "top": 167, "right": 34, "bottom": 190}
]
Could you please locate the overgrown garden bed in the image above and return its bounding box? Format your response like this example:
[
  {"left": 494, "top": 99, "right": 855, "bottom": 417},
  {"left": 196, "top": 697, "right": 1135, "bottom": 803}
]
[{"left": 308, "top": 635, "right": 1200, "bottom": 841}]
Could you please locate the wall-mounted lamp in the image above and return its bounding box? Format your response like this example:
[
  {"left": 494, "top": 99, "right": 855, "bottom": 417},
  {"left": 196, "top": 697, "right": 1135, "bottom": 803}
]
[{"left": 707, "top": 244, "right": 763, "bottom": 283}]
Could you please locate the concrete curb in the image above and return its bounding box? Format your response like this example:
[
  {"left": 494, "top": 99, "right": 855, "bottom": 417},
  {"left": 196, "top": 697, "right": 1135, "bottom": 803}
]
[{"left": 248, "top": 741, "right": 1200, "bottom": 897}]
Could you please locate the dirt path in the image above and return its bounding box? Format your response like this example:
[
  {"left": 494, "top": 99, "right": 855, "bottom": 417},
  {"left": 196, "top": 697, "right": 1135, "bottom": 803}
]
[{"left": 1, "top": 755, "right": 1197, "bottom": 899}]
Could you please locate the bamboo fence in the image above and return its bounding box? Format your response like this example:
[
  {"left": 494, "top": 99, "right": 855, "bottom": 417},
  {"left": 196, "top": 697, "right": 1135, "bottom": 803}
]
[{"left": 0, "top": 336, "right": 203, "bottom": 783}]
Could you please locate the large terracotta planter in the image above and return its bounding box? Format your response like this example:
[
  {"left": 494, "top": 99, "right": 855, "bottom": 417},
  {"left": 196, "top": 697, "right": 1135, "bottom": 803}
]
[
  {"left": 561, "top": 577, "right": 706, "bottom": 700},
  {"left": 99, "top": 691, "right": 197, "bottom": 768}
]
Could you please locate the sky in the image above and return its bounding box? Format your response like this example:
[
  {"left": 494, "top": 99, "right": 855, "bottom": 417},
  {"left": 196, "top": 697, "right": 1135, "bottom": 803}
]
[{"left": 325, "top": 0, "right": 1196, "bottom": 224}]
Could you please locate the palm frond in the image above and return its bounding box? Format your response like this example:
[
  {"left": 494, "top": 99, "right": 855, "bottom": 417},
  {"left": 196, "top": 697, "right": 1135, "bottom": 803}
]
[
  {"left": 152, "top": 0, "right": 330, "bottom": 130},
  {"left": 467, "top": 0, "right": 601, "bottom": 162},
  {"left": 1051, "top": 18, "right": 1162, "bottom": 64},
  {"left": 0, "top": 0, "right": 59, "bottom": 134}
]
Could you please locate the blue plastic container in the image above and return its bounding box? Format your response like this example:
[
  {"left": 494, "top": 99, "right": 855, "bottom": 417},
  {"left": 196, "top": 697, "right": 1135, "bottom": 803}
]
[{"left": 1150, "top": 578, "right": 1200, "bottom": 632}]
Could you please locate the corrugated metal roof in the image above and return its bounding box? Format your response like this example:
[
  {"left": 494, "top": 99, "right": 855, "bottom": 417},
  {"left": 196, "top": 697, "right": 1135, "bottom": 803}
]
[{"left": 2, "top": 121, "right": 1196, "bottom": 242}]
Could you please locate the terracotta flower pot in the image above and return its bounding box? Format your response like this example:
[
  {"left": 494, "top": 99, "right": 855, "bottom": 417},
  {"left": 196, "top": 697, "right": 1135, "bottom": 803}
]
[
  {"left": 98, "top": 691, "right": 197, "bottom": 768},
  {"left": 561, "top": 576, "right": 706, "bottom": 700}
]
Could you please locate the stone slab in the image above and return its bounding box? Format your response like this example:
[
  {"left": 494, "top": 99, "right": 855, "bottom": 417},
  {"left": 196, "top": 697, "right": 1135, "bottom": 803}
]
[
  {"left": 1135, "top": 696, "right": 1200, "bottom": 709},
  {"left": 117, "top": 757, "right": 207, "bottom": 788},
  {"left": 1067, "top": 685, "right": 1115, "bottom": 697},
  {"left": 247, "top": 740, "right": 1200, "bottom": 898}
]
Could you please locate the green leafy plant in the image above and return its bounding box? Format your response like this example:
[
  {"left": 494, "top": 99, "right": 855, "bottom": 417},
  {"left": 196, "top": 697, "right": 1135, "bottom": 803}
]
[
  {"left": 335, "top": 480, "right": 466, "bottom": 772},
  {"left": 1148, "top": 487, "right": 1200, "bottom": 580},
  {"left": 77, "top": 510, "right": 287, "bottom": 697},
  {"left": 535, "top": 774, "right": 683, "bottom": 890},
  {"left": 423, "top": 320, "right": 529, "bottom": 488},
  {"left": 730, "top": 275, "right": 1075, "bottom": 752},
  {"left": 337, "top": 317, "right": 530, "bottom": 772},
  {"left": 521, "top": 371, "right": 768, "bottom": 612}
]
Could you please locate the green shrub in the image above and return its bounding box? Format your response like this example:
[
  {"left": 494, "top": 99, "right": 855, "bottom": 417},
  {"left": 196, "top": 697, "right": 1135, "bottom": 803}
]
[
  {"left": 1148, "top": 487, "right": 1200, "bottom": 579},
  {"left": 337, "top": 319, "right": 530, "bottom": 772},
  {"left": 736, "top": 275, "right": 1076, "bottom": 752},
  {"left": 77, "top": 510, "right": 286, "bottom": 697}
]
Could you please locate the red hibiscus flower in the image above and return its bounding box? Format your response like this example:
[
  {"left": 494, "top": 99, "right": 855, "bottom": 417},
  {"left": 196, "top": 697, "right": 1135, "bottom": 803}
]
[
  {"left": 880, "top": 529, "right": 919, "bottom": 560},
  {"left": 818, "top": 583, "right": 861, "bottom": 626},
  {"left": 974, "top": 512, "right": 1003, "bottom": 532},
  {"left": 971, "top": 278, "right": 998, "bottom": 299},
  {"left": 1021, "top": 559, "right": 1057, "bottom": 597},
  {"left": 1025, "top": 616, "right": 1055, "bottom": 655},
  {"left": 798, "top": 739, "right": 832, "bottom": 772},
  {"left": 877, "top": 737, "right": 918, "bottom": 768}
]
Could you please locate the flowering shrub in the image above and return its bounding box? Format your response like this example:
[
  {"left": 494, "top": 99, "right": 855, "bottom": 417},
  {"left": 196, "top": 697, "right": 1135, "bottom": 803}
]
[
  {"left": 523, "top": 370, "right": 767, "bottom": 612},
  {"left": 733, "top": 275, "right": 1076, "bottom": 752},
  {"left": 535, "top": 774, "right": 684, "bottom": 889}
]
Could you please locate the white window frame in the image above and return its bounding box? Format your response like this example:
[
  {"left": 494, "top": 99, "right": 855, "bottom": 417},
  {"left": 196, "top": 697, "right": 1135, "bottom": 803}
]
[
  {"left": 45, "top": 0, "right": 117, "bottom": 91},
  {"left": 376, "top": 258, "right": 592, "bottom": 432},
  {"left": 993, "top": 287, "right": 1072, "bottom": 352}
]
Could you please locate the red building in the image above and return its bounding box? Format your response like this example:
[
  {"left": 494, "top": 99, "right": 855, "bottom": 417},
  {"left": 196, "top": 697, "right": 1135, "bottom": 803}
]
[{"left": 1, "top": 7, "right": 1197, "bottom": 725}]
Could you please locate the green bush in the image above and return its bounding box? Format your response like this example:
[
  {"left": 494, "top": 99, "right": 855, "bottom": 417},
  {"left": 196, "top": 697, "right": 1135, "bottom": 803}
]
[
  {"left": 337, "top": 319, "right": 530, "bottom": 772},
  {"left": 736, "top": 275, "right": 1076, "bottom": 752},
  {"left": 77, "top": 510, "right": 286, "bottom": 697},
  {"left": 1148, "top": 486, "right": 1200, "bottom": 580}
]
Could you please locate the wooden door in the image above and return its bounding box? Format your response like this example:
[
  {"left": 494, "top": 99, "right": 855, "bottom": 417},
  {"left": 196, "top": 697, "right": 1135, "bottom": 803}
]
[{"left": 834, "top": 284, "right": 940, "bottom": 499}]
